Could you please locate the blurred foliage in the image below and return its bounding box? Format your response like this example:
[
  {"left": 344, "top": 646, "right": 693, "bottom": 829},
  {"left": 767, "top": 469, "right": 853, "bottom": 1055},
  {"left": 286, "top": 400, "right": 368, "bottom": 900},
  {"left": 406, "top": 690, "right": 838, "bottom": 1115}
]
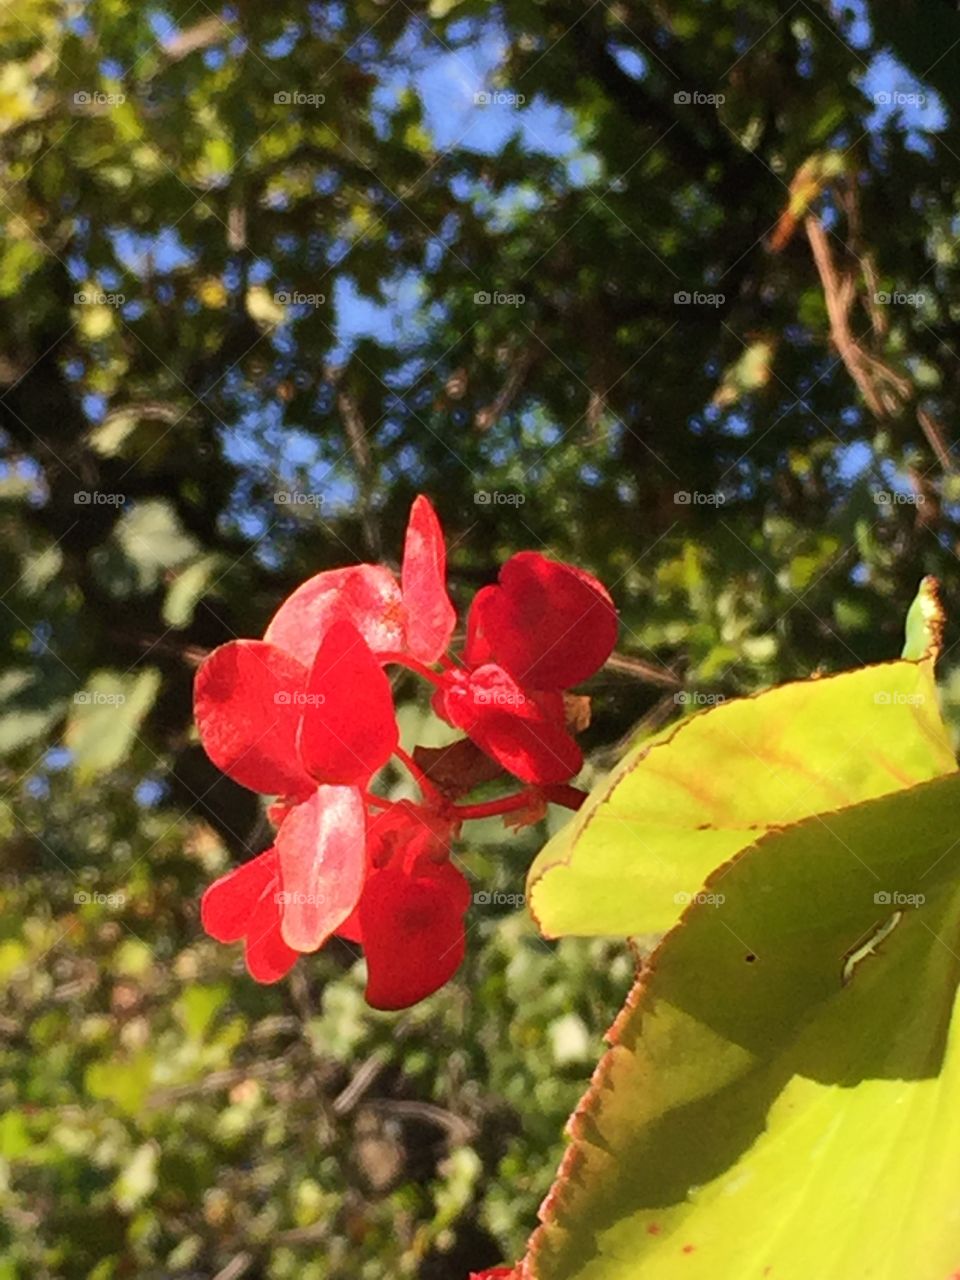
[{"left": 2, "top": 0, "right": 960, "bottom": 1274}]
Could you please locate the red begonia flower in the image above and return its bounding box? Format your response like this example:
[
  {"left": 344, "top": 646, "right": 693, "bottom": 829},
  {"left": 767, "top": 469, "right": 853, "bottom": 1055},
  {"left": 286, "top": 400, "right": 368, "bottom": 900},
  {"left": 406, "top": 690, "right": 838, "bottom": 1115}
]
[
  {"left": 297, "top": 619, "right": 398, "bottom": 785},
  {"left": 264, "top": 563, "right": 405, "bottom": 668},
  {"left": 401, "top": 494, "right": 457, "bottom": 663},
  {"left": 193, "top": 640, "right": 314, "bottom": 798},
  {"left": 200, "top": 848, "right": 299, "bottom": 983},
  {"left": 359, "top": 856, "right": 471, "bottom": 1010},
  {"left": 275, "top": 785, "right": 367, "bottom": 952},
  {"left": 465, "top": 551, "right": 617, "bottom": 689},
  {"left": 437, "top": 666, "right": 582, "bottom": 785}
]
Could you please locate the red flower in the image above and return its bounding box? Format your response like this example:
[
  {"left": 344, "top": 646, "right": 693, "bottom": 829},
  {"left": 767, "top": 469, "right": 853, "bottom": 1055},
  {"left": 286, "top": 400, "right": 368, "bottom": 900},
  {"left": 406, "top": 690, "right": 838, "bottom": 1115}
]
[
  {"left": 262, "top": 495, "right": 455, "bottom": 668},
  {"left": 469, "top": 1269, "right": 519, "bottom": 1279},
  {"left": 200, "top": 847, "right": 297, "bottom": 984},
  {"left": 193, "top": 495, "right": 613, "bottom": 1007},
  {"left": 435, "top": 551, "right": 617, "bottom": 784},
  {"left": 194, "top": 618, "right": 396, "bottom": 958}
]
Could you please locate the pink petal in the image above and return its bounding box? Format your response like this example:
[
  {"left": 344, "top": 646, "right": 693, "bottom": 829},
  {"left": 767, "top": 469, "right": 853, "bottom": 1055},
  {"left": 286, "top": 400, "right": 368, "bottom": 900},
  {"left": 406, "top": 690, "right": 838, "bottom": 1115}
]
[
  {"left": 264, "top": 563, "right": 404, "bottom": 668},
  {"left": 297, "top": 619, "right": 398, "bottom": 785},
  {"left": 194, "top": 641, "right": 314, "bottom": 796},
  {"left": 200, "top": 848, "right": 280, "bottom": 943},
  {"left": 276, "top": 786, "right": 367, "bottom": 952},
  {"left": 401, "top": 495, "right": 457, "bottom": 663},
  {"left": 467, "top": 551, "right": 617, "bottom": 689},
  {"left": 438, "top": 665, "right": 582, "bottom": 785}
]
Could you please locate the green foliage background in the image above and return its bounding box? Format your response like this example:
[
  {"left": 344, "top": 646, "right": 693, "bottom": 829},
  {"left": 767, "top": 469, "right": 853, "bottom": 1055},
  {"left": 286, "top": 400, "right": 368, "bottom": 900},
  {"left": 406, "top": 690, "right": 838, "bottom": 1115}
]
[{"left": 2, "top": 0, "right": 960, "bottom": 1275}]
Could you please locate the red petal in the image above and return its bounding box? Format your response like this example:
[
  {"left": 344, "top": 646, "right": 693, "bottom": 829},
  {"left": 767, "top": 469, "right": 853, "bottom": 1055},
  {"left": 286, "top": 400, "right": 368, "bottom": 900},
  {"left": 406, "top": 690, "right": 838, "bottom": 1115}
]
[
  {"left": 438, "top": 666, "right": 582, "bottom": 785},
  {"left": 194, "top": 641, "right": 314, "bottom": 797},
  {"left": 276, "top": 786, "right": 367, "bottom": 951},
  {"left": 360, "top": 861, "right": 469, "bottom": 1010},
  {"left": 468, "top": 551, "right": 617, "bottom": 689},
  {"left": 297, "top": 620, "right": 398, "bottom": 785},
  {"left": 244, "top": 884, "right": 300, "bottom": 983},
  {"left": 463, "top": 584, "right": 496, "bottom": 667},
  {"left": 264, "top": 564, "right": 404, "bottom": 668},
  {"left": 200, "top": 848, "right": 279, "bottom": 943},
  {"left": 401, "top": 495, "right": 456, "bottom": 663}
]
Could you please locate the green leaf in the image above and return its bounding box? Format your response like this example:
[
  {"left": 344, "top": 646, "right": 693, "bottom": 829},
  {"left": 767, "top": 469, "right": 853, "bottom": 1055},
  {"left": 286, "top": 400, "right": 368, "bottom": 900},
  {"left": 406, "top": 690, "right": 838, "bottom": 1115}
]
[
  {"left": 527, "top": 648, "right": 954, "bottom": 939},
  {"left": 64, "top": 668, "right": 161, "bottom": 778},
  {"left": 522, "top": 768, "right": 960, "bottom": 1279},
  {"left": 85, "top": 1051, "right": 154, "bottom": 1116},
  {"left": 162, "top": 554, "right": 222, "bottom": 627}
]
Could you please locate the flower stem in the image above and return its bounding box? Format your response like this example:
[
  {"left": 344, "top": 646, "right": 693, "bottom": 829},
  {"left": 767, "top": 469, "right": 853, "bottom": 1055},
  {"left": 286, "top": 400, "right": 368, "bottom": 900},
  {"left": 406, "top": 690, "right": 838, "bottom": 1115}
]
[
  {"left": 380, "top": 652, "right": 443, "bottom": 687},
  {"left": 394, "top": 746, "right": 442, "bottom": 805}
]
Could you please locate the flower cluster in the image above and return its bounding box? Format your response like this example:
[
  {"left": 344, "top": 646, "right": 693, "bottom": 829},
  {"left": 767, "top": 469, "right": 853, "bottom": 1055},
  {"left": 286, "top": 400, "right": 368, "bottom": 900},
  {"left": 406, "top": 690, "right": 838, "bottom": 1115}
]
[{"left": 194, "top": 497, "right": 617, "bottom": 1009}]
